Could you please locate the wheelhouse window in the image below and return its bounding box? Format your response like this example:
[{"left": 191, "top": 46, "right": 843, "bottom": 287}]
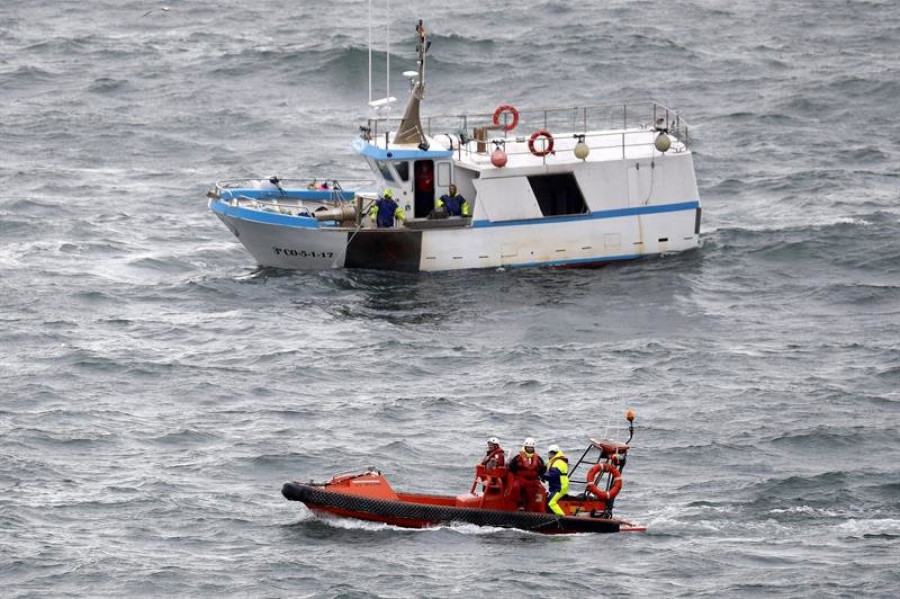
[
  {"left": 436, "top": 161, "right": 451, "bottom": 187},
  {"left": 373, "top": 159, "right": 395, "bottom": 182},
  {"left": 394, "top": 161, "right": 409, "bottom": 182},
  {"left": 527, "top": 173, "right": 588, "bottom": 217}
]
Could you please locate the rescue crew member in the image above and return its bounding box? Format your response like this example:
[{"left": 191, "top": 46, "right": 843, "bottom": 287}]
[
  {"left": 507, "top": 437, "right": 546, "bottom": 511},
  {"left": 369, "top": 188, "right": 405, "bottom": 228},
  {"left": 544, "top": 444, "right": 569, "bottom": 516},
  {"left": 481, "top": 437, "right": 505, "bottom": 471},
  {"left": 436, "top": 184, "right": 469, "bottom": 217}
]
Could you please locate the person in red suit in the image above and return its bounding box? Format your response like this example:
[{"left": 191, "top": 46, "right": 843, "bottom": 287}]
[{"left": 507, "top": 437, "right": 546, "bottom": 511}]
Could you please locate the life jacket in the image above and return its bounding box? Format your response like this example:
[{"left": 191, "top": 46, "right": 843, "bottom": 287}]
[
  {"left": 514, "top": 450, "right": 542, "bottom": 480},
  {"left": 482, "top": 447, "right": 505, "bottom": 468}
]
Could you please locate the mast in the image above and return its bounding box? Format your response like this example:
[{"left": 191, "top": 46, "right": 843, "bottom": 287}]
[{"left": 394, "top": 20, "right": 430, "bottom": 146}]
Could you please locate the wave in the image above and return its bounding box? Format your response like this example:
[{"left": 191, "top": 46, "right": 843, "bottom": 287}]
[
  {"left": 771, "top": 427, "right": 894, "bottom": 452},
  {"left": 813, "top": 74, "right": 900, "bottom": 103},
  {"left": 145, "top": 428, "right": 221, "bottom": 446},
  {"left": 87, "top": 77, "right": 131, "bottom": 94},
  {"left": 831, "top": 518, "right": 900, "bottom": 539},
  {"left": 204, "top": 43, "right": 460, "bottom": 81},
  {"left": 297, "top": 509, "right": 539, "bottom": 538},
  {"left": 703, "top": 211, "right": 900, "bottom": 277},
  {"left": 708, "top": 111, "right": 799, "bottom": 126}
]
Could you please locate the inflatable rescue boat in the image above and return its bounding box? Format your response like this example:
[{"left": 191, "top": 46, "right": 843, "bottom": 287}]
[{"left": 282, "top": 413, "right": 645, "bottom": 534}]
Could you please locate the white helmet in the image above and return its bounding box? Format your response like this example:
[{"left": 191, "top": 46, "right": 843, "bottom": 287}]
[
  {"left": 548, "top": 444, "right": 560, "bottom": 454},
  {"left": 488, "top": 437, "right": 499, "bottom": 445},
  {"left": 524, "top": 437, "right": 535, "bottom": 447}
]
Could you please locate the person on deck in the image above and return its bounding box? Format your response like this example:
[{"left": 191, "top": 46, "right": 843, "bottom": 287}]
[
  {"left": 544, "top": 444, "right": 570, "bottom": 516},
  {"left": 507, "top": 437, "right": 546, "bottom": 511},
  {"left": 416, "top": 161, "right": 434, "bottom": 193},
  {"left": 369, "top": 188, "right": 405, "bottom": 228},
  {"left": 436, "top": 184, "right": 469, "bottom": 217},
  {"left": 481, "top": 437, "right": 505, "bottom": 471}
]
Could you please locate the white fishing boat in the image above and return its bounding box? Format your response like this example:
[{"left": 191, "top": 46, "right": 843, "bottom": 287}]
[{"left": 207, "top": 20, "right": 701, "bottom": 272}]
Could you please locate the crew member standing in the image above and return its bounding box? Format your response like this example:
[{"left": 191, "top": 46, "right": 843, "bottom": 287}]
[
  {"left": 481, "top": 437, "right": 505, "bottom": 471},
  {"left": 507, "top": 437, "right": 546, "bottom": 511},
  {"left": 369, "top": 188, "right": 405, "bottom": 228},
  {"left": 436, "top": 183, "right": 469, "bottom": 216},
  {"left": 544, "top": 444, "right": 570, "bottom": 516}
]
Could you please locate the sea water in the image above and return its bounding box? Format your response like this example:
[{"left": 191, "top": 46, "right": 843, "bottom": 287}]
[{"left": 1, "top": 0, "right": 898, "bottom": 596}]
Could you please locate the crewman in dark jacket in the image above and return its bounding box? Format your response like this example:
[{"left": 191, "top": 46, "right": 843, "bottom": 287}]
[
  {"left": 507, "top": 437, "right": 546, "bottom": 511},
  {"left": 369, "top": 188, "right": 405, "bottom": 228},
  {"left": 436, "top": 184, "right": 469, "bottom": 216}
]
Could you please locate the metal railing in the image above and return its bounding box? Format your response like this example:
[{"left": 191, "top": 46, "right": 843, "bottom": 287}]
[
  {"left": 364, "top": 100, "right": 691, "bottom": 149},
  {"left": 208, "top": 177, "right": 376, "bottom": 218},
  {"left": 212, "top": 177, "right": 375, "bottom": 195}
]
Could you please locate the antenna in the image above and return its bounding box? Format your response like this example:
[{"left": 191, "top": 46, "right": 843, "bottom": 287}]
[
  {"left": 386, "top": 0, "right": 391, "bottom": 102},
  {"left": 365, "top": 3, "right": 397, "bottom": 119}
]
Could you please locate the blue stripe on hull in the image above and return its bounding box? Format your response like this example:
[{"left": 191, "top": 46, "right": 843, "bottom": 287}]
[
  {"left": 501, "top": 253, "right": 647, "bottom": 269},
  {"left": 210, "top": 200, "right": 320, "bottom": 229},
  {"left": 472, "top": 200, "right": 700, "bottom": 228}
]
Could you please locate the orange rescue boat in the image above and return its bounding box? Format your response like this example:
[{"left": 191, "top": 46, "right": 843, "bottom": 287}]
[{"left": 282, "top": 413, "right": 645, "bottom": 534}]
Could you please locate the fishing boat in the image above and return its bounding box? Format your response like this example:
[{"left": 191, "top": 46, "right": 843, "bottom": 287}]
[
  {"left": 282, "top": 413, "right": 645, "bottom": 534},
  {"left": 208, "top": 20, "right": 701, "bottom": 272}
]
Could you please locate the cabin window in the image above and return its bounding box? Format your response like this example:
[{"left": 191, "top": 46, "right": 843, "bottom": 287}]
[
  {"left": 394, "top": 161, "right": 410, "bottom": 182},
  {"left": 527, "top": 173, "right": 588, "bottom": 217},
  {"left": 374, "top": 159, "right": 395, "bottom": 183},
  {"left": 436, "top": 161, "right": 451, "bottom": 187}
]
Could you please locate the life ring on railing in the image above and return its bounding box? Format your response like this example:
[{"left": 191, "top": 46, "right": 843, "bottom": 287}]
[
  {"left": 528, "top": 129, "right": 554, "bottom": 157},
  {"left": 492, "top": 105, "right": 519, "bottom": 132},
  {"left": 585, "top": 462, "right": 622, "bottom": 501}
]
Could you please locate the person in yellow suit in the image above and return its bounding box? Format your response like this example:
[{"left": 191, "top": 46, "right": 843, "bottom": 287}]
[{"left": 544, "top": 444, "right": 569, "bottom": 516}]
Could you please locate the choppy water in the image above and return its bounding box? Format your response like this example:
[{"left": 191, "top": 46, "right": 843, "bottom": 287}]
[{"left": 2, "top": 0, "right": 899, "bottom": 597}]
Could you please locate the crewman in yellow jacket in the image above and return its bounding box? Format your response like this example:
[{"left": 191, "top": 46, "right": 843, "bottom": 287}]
[{"left": 544, "top": 444, "right": 569, "bottom": 516}]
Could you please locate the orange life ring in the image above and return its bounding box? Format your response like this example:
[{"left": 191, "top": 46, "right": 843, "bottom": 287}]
[
  {"left": 586, "top": 462, "right": 622, "bottom": 501},
  {"left": 528, "top": 129, "right": 554, "bottom": 157},
  {"left": 492, "top": 105, "right": 519, "bottom": 132}
]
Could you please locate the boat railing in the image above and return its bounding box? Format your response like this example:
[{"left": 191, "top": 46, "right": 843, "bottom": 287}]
[
  {"left": 211, "top": 177, "right": 374, "bottom": 197},
  {"left": 209, "top": 177, "right": 375, "bottom": 217},
  {"left": 365, "top": 100, "right": 691, "bottom": 152},
  {"left": 463, "top": 127, "right": 685, "bottom": 162}
]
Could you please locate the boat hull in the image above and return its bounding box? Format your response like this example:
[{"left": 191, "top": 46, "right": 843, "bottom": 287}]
[
  {"left": 212, "top": 198, "right": 699, "bottom": 272},
  {"left": 282, "top": 482, "right": 625, "bottom": 534}
]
